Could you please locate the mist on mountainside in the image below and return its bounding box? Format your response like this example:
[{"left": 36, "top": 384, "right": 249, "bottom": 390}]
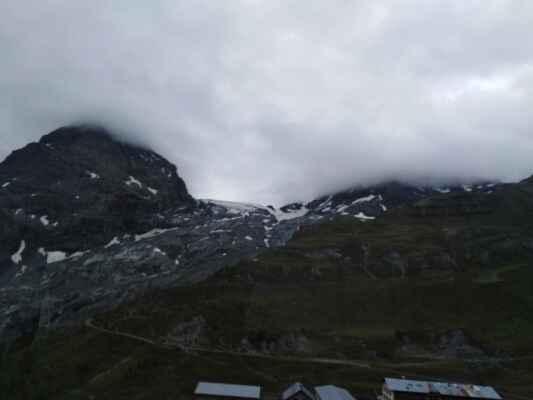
[{"left": 2, "top": 1, "right": 533, "bottom": 204}]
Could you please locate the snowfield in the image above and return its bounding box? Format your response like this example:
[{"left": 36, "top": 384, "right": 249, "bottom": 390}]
[{"left": 201, "top": 199, "right": 309, "bottom": 222}]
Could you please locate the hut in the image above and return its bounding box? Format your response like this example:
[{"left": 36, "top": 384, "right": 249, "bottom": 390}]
[
  {"left": 382, "top": 378, "right": 502, "bottom": 400},
  {"left": 315, "top": 385, "right": 356, "bottom": 400},
  {"left": 281, "top": 382, "right": 317, "bottom": 400},
  {"left": 194, "top": 382, "right": 262, "bottom": 400}
]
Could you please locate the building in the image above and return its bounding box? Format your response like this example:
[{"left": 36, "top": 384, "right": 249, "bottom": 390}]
[
  {"left": 281, "top": 382, "right": 356, "bottom": 400},
  {"left": 315, "top": 385, "right": 356, "bottom": 400},
  {"left": 194, "top": 382, "right": 262, "bottom": 400},
  {"left": 382, "top": 378, "right": 502, "bottom": 400},
  {"left": 281, "top": 382, "right": 317, "bottom": 400}
]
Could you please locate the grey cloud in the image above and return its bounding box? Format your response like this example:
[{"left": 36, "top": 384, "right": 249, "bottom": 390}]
[{"left": 1, "top": 0, "right": 533, "bottom": 205}]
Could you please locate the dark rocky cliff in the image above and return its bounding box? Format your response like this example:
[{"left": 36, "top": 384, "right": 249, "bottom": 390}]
[{"left": 0, "top": 125, "right": 194, "bottom": 259}]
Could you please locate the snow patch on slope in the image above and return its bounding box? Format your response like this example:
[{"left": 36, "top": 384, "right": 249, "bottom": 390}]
[
  {"left": 134, "top": 227, "right": 178, "bottom": 242},
  {"left": 11, "top": 240, "right": 26, "bottom": 264},
  {"left": 316, "top": 196, "right": 333, "bottom": 210},
  {"left": 38, "top": 248, "right": 89, "bottom": 264},
  {"left": 354, "top": 212, "right": 375, "bottom": 221},
  {"left": 105, "top": 237, "right": 121, "bottom": 248},
  {"left": 86, "top": 171, "right": 100, "bottom": 179},
  {"left": 203, "top": 199, "right": 260, "bottom": 213},
  {"left": 40, "top": 249, "right": 67, "bottom": 264},
  {"left": 204, "top": 198, "right": 309, "bottom": 222},
  {"left": 125, "top": 175, "right": 143, "bottom": 188},
  {"left": 268, "top": 207, "right": 309, "bottom": 221},
  {"left": 352, "top": 194, "right": 377, "bottom": 205}
]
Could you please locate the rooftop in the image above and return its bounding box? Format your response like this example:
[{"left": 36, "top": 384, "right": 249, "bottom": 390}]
[
  {"left": 195, "top": 382, "right": 261, "bottom": 399},
  {"left": 384, "top": 378, "right": 501, "bottom": 400},
  {"left": 282, "top": 382, "right": 317, "bottom": 400},
  {"left": 315, "top": 385, "right": 355, "bottom": 400}
]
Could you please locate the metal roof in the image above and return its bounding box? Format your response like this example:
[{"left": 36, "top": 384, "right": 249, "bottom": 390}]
[
  {"left": 195, "top": 382, "right": 261, "bottom": 399},
  {"left": 282, "top": 382, "right": 316, "bottom": 400},
  {"left": 384, "top": 378, "right": 501, "bottom": 399},
  {"left": 315, "top": 385, "right": 355, "bottom": 400}
]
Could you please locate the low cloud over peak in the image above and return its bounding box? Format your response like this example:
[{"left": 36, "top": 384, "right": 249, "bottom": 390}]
[{"left": 2, "top": 1, "right": 533, "bottom": 205}]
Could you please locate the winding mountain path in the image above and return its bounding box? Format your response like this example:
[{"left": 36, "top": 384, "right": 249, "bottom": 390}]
[
  {"left": 84, "top": 318, "right": 531, "bottom": 400},
  {"left": 85, "top": 318, "right": 158, "bottom": 346}
]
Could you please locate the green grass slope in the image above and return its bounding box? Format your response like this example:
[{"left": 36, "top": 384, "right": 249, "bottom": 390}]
[{"left": 3, "top": 181, "right": 533, "bottom": 399}]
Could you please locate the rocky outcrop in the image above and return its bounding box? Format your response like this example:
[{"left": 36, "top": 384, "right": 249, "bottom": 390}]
[
  {"left": 0, "top": 125, "right": 193, "bottom": 259},
  {"left": 0, "top": 125, "right": 515, "bottom": 344},
  {"left": 241, "top": 330, "right": 313, "bottom": 354},
  {"left": 395, "top": 329, "right": 489, "bottom": 360},
  {"left": 303, "top": 181, "right": 497, "bottom": 222},
  {"left": 163, "top": 316, "right": 209, "bottom": 350},
  {"left": 0, "top": 126, "right": 314, "bottom": 341}
]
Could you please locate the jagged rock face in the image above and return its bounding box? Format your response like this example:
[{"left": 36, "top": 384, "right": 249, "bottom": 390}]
[
  {"left": 395, "top": 329, "right": 488, "bottom": 359},
  {"left": 0, "top": 127, "right": 508, "bottom": 343},
  {"left": 0, "top": 125, "right": 198, "bottom": 340},
  {"left": 0, "top": 127, "right": 307, "bottom": 341},
  {"left": 0, "top": 125, "right": 194, "bottom": 258},
  {"left": 0, "top": 199, "right": 302, "bottom": 341},
  {"left": 304, "top": 181, "right": 497, "bottom": 221}
]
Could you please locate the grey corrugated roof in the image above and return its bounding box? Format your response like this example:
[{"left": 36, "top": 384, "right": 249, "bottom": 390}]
[
  {"left": 282, "top": 382, "right": 316, "bottom": 400},
  {"left": 195, "top": 382, "right": 261, "bottom": 399},
  {"left": 315, "top": 385, "right": 355, "bottom": 400},
  {"left": 385, "top": 378, "right": 430, "bottom": 394},
  {"left": 384, "top": 378, "right": 501, "bottom": 399}
]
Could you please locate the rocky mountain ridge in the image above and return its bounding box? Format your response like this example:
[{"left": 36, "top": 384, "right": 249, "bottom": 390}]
[
  {"left": 0, "top": 126, "right": 503, "bottom": 342},
  {"left": 3, "top": 127, "right": 533, "bottom": 399},
  {"left": 0, "top": 125, "right": 193, "bottom": 257}
]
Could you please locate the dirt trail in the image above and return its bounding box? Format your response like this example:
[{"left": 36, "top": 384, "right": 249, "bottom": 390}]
[
  {"left": 90, "top": 356, "right": 132, "bottom": 384},
  {"left": 85, "top": 318, "right": 158, "bottom": 346},
  {"left": 83, "top": 318, "right": 463, "bottom": 371},
  {"left": 84, "top": 319, "right": 531, "bottom": 400}
]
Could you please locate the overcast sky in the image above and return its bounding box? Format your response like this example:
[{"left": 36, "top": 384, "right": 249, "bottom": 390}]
[{"left": 2, "top": 1, "right": 533, "bottom": 205}]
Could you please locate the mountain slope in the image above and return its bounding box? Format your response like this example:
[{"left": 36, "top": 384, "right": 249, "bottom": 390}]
[
  {"left": 3, "top": 176, "right": 533, "bottom": 399},
  {"left": 0, "top": 125, "right": 193, "bottom": 258},
  {"left": 0, "top": 127, "right": 310, "bottom": 341},
  {"left": 1, "top": 127, "right": 533, "bottom": 399}
]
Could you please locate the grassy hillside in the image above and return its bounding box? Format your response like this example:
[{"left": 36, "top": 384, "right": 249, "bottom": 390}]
[{"left": 3, "top": 183, "right": 533, "bottom": 399}]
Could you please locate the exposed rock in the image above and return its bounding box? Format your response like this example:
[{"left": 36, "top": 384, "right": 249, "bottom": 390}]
[
  {"left": 0, "top": 126, "right": 510, "bottom": 343},
  {"left": 0, "top": 125, "right": 193, "bottom": 257},
  {"left": 0, "top": 127, "right": 302, "bottom": 342},
  {"left": 164, "top": 316, "right": 209, "bottom": 349},
  {"left": 395, "top": 329, "right": 489, "bottom": 360},
  {"left": 241, "top": 330, "right": 313, "bottom": 354}
]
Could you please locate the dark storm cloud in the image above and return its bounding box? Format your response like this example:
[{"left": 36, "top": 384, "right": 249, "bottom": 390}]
[{"left": 2, "top": 0, "right": 533, "bottom": 205}]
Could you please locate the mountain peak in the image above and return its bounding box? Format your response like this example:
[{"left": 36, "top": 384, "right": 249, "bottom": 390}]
[
  {"left": 0, "top": 126, "right": 194, "bottom": 257},
  {"left": 38, "top": 124, "right": 115, "bottom": 147}
]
